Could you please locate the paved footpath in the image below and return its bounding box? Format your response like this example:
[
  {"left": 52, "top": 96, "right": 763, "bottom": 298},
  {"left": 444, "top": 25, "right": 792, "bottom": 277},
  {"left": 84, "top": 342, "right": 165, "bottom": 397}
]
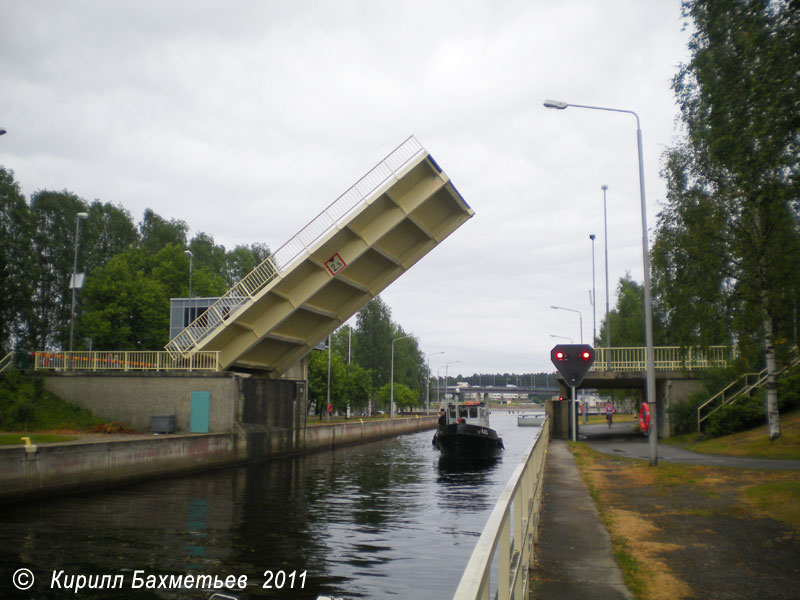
[
  {"left": 529, "top": 439, "right": 633, "bottom": 600},
  {"left": 582, "top": 422, "right": 800, "bottom": 470}
]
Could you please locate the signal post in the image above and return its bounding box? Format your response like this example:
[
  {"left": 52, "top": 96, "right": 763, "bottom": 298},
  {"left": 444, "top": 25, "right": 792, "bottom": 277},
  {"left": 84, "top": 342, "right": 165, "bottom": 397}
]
[{"left": 550, "top": 344, "right": 596, "bottom": 442}]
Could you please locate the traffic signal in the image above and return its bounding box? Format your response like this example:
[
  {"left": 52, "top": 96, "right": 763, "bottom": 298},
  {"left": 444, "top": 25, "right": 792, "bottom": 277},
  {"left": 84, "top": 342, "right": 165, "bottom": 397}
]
[{"left": 550, "top": 344, "right": 596, "bottom": 387}]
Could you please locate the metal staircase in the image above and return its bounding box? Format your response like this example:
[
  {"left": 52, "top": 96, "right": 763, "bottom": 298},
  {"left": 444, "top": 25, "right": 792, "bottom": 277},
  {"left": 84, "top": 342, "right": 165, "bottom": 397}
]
[
  {"left": 697, "top": 350, "right": 800, "bottom": 432},
  {"left": 166, "top": 136, "right": 474, "bottom": 375}
]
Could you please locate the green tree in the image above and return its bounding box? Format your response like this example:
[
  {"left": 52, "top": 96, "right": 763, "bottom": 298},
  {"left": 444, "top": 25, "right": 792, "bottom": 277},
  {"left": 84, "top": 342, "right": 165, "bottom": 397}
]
[
  {"left": 83, "top": 201, "right": 138, "bottom": 274},
  {"left": 353, "top": 297, "right": 395, "bottom": 390},
  {"left": 139, "top": 209, "right": 188, "bottom": 254},
  {"left": 307, "top": 346, "right": 346, "bottom": 417},
  {"left": 0, "top": 167, "right": 33, "bottom": 350},
  {"left": 223, "top": 243, "right": 271, "bottom": 288},
  {"left": 597, "top": 274, "right": 666, "bottom": 347},
  {"left": 79, "top": 248, "right": 169, "bottom": 349},
  {"left": 29, "top": 190, "right": 89, "bottom": 349},
  {"left": 376, "top": 382, "right": 416, "bottom": 413},
  {"left": 655, "top": 0, "right": 800, "bottom": 439},
  {"left": 342, "top": 361, "right": 373, "bottom": 415}
]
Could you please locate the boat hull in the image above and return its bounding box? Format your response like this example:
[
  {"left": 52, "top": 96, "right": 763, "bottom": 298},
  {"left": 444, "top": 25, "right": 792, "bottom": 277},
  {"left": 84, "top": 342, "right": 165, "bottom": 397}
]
[{"left": 434, "top": 423, "right": 504, "bottom": 461}]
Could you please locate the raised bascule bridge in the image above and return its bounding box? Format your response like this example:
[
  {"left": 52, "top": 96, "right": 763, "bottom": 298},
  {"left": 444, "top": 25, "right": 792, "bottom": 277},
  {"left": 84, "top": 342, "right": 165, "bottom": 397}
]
[{"left": 165, "top": 136, "right": 474, "bottom": 375}]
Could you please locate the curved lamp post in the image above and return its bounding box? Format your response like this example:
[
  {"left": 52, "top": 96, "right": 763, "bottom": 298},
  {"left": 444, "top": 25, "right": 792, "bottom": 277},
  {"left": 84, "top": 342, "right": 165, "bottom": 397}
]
[
  {"left": 69, "top": 212, "right": 89, "bottom": 355},
  {"left": 544, "top": 98, "right": 658, "bottom": 466},
  {"left": 184, "top": 250, "right": 193, "bottom": 298},
  {"left": 390, "top": 335, "right": 412, "bottom": 417},
  {"left": 426, "top": 351, "right": 444, "bottom": 413},
  {"left": 551, "top": 305, "right": 583, "bottom": 343}
]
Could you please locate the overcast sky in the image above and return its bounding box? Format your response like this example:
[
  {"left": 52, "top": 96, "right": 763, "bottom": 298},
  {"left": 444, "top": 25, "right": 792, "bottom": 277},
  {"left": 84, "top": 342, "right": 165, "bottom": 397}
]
[{"left": 0, "top": 0, "right": 692, "bottom": 376}]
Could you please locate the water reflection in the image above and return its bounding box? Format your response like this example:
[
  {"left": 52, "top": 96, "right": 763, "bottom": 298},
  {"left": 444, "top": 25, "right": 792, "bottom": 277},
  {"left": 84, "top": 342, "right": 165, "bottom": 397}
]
[{"left": 0, "top": 413, "right": 540, "bottom": 600}]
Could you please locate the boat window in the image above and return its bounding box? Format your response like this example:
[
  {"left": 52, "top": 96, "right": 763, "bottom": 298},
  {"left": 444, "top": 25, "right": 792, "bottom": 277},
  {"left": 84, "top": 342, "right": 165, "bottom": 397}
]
[
  {"left": 459, "top": 407, "right": 468, "bottom": 418},
  {"left": 448, "top": 408, "right": 456, "bottom": 419},
  {"left": 469, "top": 407, "right": 478, "bottom": 418}
]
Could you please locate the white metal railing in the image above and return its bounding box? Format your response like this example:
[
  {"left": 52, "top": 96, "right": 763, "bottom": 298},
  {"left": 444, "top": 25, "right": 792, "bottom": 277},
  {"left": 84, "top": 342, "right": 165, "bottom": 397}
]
[
  {"left": 165, "top": 135, "right": 427, "bottom": 358},
  {"left": 453, "top": 417, "right": 550, "bottom": 600},
  {"left": 592, "top": 346, "right": 730, "bottom": 372},
  {"left": 0, "top": 351, "right": 13, "bottom": 373},
  {"left": 33, "top": 351, "right": 221, "bottom": 372}
]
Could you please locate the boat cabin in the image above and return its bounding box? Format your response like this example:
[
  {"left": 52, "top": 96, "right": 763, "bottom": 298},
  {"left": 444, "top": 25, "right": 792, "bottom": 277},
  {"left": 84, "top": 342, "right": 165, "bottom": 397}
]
[{"left": 445, "top": 400, "right": 490, "bottom": 427}]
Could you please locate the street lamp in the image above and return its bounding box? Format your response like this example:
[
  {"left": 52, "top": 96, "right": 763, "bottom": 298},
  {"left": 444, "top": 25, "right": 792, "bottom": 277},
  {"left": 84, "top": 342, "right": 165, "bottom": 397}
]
[
  {"left": 426, "top": 351, "right": 444, "bottom": 414},
  {"left": 69, "top": 212, "right": 89, "bottom": 355},
  {"left": 390, "top": 335, "right": 412, "bottom": 417},
  {"left": 544, "top": 98, "right": 658, "bottom": 466},
  {"left": 551, "top": 305, "right": 583, "bottom": 343},
  {"left": 550, "top": 333, "right": 573, "bottom": 343},
  {"left": 589, "top": 233, "right": 596, "bottom": 345},
  {"left": 602, "top": 184, "right": 611, "bottom": 349},
  {"left": 184, "top": 250, "right": 193, "bottom": 298},
  {"left": 443, "top": 360, "right": 460, "bottom": 407}
]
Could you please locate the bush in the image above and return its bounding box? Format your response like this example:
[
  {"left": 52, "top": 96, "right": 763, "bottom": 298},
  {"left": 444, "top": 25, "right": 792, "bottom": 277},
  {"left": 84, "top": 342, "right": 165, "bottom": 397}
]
[
  {"left": 668, "top": 391, "right": 705, "bottom": 435},
  {"left": 705, "top": 395, "right": 764, "bottom": 438},
  {"left": 0, "top": 370, "right": 104, "bottom": 431},
  {"left": 778, "top": 370, "right": 800, "bottom": 413}
]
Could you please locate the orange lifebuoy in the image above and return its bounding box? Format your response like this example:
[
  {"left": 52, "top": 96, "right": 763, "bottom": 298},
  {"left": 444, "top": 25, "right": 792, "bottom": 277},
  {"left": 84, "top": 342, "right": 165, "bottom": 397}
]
[{"left": 639, "top": 402, "right": 651, "bottom": 434}]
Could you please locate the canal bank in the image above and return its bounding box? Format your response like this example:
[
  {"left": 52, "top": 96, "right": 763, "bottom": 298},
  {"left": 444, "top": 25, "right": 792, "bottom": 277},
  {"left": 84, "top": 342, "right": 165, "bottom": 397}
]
[{"left": 0, "top": 416, "right": 436, "bottom": 505}]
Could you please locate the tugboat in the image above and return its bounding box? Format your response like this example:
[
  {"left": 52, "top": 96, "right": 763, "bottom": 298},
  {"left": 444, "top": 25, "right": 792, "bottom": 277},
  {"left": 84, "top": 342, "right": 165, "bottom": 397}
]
[{"left": 433, "top": 400, "right": 504, "bottom": 461}]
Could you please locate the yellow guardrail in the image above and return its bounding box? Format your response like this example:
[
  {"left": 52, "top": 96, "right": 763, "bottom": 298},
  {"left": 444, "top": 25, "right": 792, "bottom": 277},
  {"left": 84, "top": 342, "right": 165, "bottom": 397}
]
[
  {"left": 697, "top": 350, "right": 800, "bottom": 432},
  {"left": 592, "top": 346, "right": 730, "bottom": 372},
  {"left": 452, "top": 417, "right": 550, "bottom": 600},
  {"left": 0, "top": 351, "right": 13, "bottom": 373},
  {"left": 33, "top": 351, "right": 221, "bottom": 372}
]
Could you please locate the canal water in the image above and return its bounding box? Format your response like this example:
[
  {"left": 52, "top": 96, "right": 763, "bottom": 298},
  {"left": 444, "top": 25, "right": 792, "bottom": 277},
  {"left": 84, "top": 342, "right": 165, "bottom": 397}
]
[{"left": 1, "top": 412, "right": 542, "bottom": 600}]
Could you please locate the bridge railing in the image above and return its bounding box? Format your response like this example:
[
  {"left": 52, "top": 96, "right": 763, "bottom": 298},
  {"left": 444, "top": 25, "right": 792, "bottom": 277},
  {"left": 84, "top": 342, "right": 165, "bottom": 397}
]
[
  {"left": 592, "top": 346, "right": 730, "bottom": 372},
  {"left": 165, "top": 135, "right": 427, "bottom": 359},
  {"left": 452, "top": 417, "right": 550, "bottom": 600},
  {"left": 33, "top": 351, "right": 221, "bottom": 372}
]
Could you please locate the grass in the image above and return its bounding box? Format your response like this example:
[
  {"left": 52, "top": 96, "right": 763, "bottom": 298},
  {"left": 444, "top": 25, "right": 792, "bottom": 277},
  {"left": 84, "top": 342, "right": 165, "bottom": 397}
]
[
  {"left": 569, "top": 441, "right": 800, "bottom": 599},
  {"left": 1, "top": 370, "right": 106, "bottom": 433},
  {"left": 0, "top": 433, "right": 79, "bottom": 445},
  {"left": 666, "top": 409, "right": 800, "bottom": 460},
  {"left": 585, "top": 413, "right": 638, "bottom": 425},
  {"left": 742, "top": 481, "right": 800, "bottom": 532},
  {"left": 569, "top": 442, "right": 650, "bottom": 599}
]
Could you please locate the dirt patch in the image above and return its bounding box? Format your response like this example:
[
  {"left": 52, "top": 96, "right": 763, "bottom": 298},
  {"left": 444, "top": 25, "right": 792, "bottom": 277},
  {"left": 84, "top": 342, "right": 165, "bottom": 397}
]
[{"left": 573, "top": 445, "right": 800, "bottom": 600}]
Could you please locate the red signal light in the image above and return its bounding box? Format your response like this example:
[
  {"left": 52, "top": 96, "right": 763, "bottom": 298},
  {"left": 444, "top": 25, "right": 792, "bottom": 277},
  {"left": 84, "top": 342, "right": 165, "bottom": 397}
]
[
  {"left": 555, "top": 350, "right": 566, "bottom": 360},
  {"left": 580, "top": 350, "right": 592, "bottom": 360}
]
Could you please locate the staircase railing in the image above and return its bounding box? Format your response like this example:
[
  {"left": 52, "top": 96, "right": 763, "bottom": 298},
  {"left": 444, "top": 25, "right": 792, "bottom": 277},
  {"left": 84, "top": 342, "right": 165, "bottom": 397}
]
[
  {"left": 697, "top": 351, "right": 800, "bottom": 432},
  {"left": 0, "top": 351, "right": 13, "bottom": 373}
]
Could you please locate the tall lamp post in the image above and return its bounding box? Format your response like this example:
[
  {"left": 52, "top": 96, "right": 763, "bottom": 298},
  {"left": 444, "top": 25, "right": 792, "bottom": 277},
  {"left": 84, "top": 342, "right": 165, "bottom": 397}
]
[
  {"left": 69, "top": 211, "right": 89, "bottom": 355},
  {"left": 601, "top": 184, "right": 611, "bottom": 350},
  {"left": 426, "top": 351, "right": 444, "bottom": 414},
  {"left": 551, "top": 305, "right": 583, "bottom": 343},
  {"left": 544, "top": 98, "right": 658, "bottom": 466},
  {"left": 589, "top": 233, "right": 597, "bottom": 345},
  {"left": 443, "top": 360, "right": 460, "bottom": 408},
  {"left": 184, "top": 250, "right": 193, "bottom": 298},
  {"left": 390, "top": 335, "right": 412, "bottom": 417}
]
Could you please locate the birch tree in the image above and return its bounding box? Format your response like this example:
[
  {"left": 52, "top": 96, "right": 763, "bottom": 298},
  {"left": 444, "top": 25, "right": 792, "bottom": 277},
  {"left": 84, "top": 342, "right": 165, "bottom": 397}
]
[{"left": 654, "top": 0, "right": 800, "bottom": 439}]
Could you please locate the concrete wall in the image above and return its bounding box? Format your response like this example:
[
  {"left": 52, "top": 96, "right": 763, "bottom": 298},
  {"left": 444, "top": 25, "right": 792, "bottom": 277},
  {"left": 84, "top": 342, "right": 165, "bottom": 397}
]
[
  {"left": 42, "top": 372, "right": 243, "bottom": 433},
  {"left": 661, "top": 378, "right": 705, "bottom": 436},
  {"left": 1, "top": 434, "right": 237, "bottom": 505},
  {"left": 0, "top": 417, "right": 437, "bottom": 505}
]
